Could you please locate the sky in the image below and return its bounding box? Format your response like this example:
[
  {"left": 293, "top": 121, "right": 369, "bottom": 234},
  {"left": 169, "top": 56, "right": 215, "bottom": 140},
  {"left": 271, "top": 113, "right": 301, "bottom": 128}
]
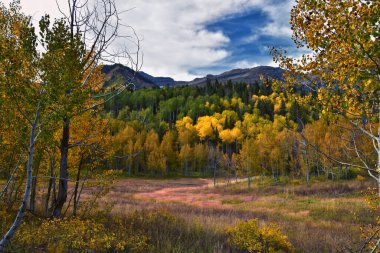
[{"left": 3, "top": 0, "right": 304, "bottom": 81}]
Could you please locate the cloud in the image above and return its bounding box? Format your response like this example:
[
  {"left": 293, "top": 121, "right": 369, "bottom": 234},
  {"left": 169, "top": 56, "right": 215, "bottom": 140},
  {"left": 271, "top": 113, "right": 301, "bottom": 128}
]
[
  {"left": 118, "top": 0, "right": 267, "bottom": 80},
  {"left": 240, "top": 34, "right": 260, "bottom": 44},
  {"left": 233, "top": 60, "right": 259, "bottom": 69},
  {"left": 260, "top": 1, "right": 294, "bottom": 37},
  {"left": 4, "top": 0, "right": 294, "bottom": 80},
  {"left": 241, "top": 0, "right": 294, "bottom": 43}
]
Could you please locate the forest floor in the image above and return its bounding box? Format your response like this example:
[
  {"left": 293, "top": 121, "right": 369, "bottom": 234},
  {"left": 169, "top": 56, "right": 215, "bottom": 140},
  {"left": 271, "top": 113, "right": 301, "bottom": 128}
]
[{"left": 81, "top": 177, "right": 377, "bottom": 252}]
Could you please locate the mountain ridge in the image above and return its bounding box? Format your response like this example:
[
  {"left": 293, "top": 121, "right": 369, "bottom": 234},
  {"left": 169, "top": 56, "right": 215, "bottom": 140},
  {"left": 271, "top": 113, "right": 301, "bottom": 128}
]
[{"left": 102, "top": 64, "right": 285, "bottom": 89}]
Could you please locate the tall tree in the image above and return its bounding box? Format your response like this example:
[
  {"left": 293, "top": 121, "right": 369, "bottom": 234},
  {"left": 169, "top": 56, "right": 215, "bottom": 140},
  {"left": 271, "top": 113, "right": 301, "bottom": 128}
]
[
  {"left": 37, "top": 0, "right": 141, "bottom": 217},
  {"left": 0, "top": 2, "right": 42, "bottom": 249},
  {"left": 273, "top": 0, "right": 380, "bottom": 199},
  {"left": 160, "top": 131, "right": 177, "bottom": 176},
  {"left": 0, "top": 0, "right": 140, "bottom": 247}
]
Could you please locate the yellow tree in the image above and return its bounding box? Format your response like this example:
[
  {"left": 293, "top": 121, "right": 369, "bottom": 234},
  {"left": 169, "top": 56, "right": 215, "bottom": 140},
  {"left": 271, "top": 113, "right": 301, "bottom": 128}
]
[
  {"left": 109, "top": 125, "right": 136, "bottom": 171},
  {"left": 239, "top": 138, "right": 261, "bottom": 188},
  {"left": 195, "top": 115, "right": 223, "bottom": 142},
  {"left": 36, "top": 0, "right": 141, "bottom": 217},
  {"left": 273, "top": 0, "right": 380, "bottom": 198},
  {"left": 0, "top": 0, "right": 139, "bottom": 246},
  {"left": 176, "top": 116, "right": 198, "bottom": 146},
  {"left": 144, "top": 130, "right": 164, "bottom": 176},
  {"left": 219, "top": 124, "right": 243, "bottom": 181},
  {"left": 303, "top": 119, "right": 327, "bottom": 177},
  {"left": 193, "top": 143, "right": 208, "bottom": 176},
  {"left": 0, "top": 2, "right": 44, "bottom": 248},
  {"left": 179, "top": 144, "right": 193, "bottom": 177},
  {"left": 255, "top": 124, "right": 275, "bottom": 178},
  {"left": 65, "top": 112, "right": 110, "bottom": 216},
  {"left": 133, "top": 131, "right": 146, "bottom": 175},
  {"left": 147, "top": 146, "right": 166, "bottom": 177},
  {"left": 160, "top": 131, "right": 178, "bottom": 176}
]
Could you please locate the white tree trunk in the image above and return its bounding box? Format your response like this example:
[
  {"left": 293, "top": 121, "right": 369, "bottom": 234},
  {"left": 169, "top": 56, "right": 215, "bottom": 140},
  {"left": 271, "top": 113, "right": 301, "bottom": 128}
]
[
  {"left": 0, "top": 103, "right": 40, "bottom": 252},
  {"left": 377, "top": 123, "right": 380, "bottom": 204}
]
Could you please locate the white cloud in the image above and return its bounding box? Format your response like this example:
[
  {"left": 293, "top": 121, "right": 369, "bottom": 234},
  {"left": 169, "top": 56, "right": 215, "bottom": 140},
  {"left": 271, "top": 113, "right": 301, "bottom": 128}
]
[
  {"left": 233, "top": 60, "right": 259, "bottom": 69},
  {"left": 240, "top": 34, "right": 260, "bottom": 44},
  {"left": 118, "top": 0, "right": 266, "bottom": 80},
  {"left": 4, "top": 0, "right": 292, "bottom": 80},
  {"left": 235, "top": 59, "right": 279, "bottom": 69},
  {"left": 260, "top": 1, "right": 294, "bottom": 37},
  {"left": 241, "top": 0, "right": 294, "bottom": 43}
]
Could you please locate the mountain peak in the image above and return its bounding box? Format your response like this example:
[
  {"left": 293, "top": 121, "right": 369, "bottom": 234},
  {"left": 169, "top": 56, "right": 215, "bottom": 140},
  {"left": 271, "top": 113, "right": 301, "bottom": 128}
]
[{"left": 187, "top": 66, "right": 284, "bottom": 87}]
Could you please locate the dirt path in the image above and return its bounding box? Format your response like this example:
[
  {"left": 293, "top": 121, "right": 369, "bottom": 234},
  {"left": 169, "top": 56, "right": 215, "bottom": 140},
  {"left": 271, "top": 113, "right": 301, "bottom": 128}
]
[{"left": 132, "top": 178, "right": 253, "bottom": 208}]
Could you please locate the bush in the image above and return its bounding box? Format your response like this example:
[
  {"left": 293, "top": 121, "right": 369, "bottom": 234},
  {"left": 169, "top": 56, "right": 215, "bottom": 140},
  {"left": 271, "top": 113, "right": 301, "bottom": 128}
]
[
  {"left": 12, "top": 217, "right": 150, "bottom": 253},
  {"left": 356, "top": 175, "right": 365, "bottom": 182},
  {"left": 7, "top": 209, "right": 224, "bottom": 253},
  {"left": 226, "top": 219, "right": 294, "bottom": 253}
]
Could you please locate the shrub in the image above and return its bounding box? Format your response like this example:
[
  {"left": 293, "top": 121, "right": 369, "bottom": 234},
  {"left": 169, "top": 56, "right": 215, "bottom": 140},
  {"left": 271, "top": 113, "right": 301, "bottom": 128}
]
[
  {"left": 12, "top": 217, "right": 150, "bottom": 253},
  {"left": 226, "top": 219, "right": 294, "bottom": 253},
  {"left": 356, "top": 175, "right": 365, "bottom": 182}
]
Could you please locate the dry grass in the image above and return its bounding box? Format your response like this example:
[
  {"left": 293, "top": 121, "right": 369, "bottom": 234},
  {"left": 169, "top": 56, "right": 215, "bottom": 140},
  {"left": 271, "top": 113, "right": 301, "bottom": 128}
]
[
  {"left": 3, "top": 177, "right": 375, "bottom": 252},
  {"left": 79, "top": 177, "right": 377, "bottom": 252}
]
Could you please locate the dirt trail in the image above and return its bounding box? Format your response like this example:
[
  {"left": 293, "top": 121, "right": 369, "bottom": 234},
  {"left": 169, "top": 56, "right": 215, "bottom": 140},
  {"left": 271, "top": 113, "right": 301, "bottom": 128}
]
[{"left": 132, "top": 178, "right": 253, "bottom": 208}]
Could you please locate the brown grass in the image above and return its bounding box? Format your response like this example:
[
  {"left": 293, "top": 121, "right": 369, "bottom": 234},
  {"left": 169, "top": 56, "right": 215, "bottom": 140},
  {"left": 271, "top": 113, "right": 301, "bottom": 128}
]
[
  {"left": 76, "top": 177, "right": 377, "bottom": 252},
  {"left": 7, "top": 177, "right": 375, "bottom": 252}
]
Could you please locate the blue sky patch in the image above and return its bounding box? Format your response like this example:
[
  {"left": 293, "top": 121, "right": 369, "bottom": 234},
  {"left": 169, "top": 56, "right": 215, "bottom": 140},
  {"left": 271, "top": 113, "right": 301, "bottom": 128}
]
[{"left": 189, "top": 6, "right": 297, "bottom": 76}]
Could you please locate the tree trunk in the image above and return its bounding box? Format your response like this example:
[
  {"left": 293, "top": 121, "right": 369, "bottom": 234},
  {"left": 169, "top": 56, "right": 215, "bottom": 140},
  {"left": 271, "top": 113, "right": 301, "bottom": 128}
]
[
  {"left": 0, "top": 103, "right": 40, "bottom": 251},
  {"left": 166, "top": 161, "right": 170, "bottom": 177},
  {"left": 53, "top": 117, "right": 70, "bottom": 217},
  {"left": 184, "top": 158, "right": 188, "bottom": 177},
  {"left": 73, "top": 154, "right": 84, "bottom": 216},
  {"left": 302, "top": 140, "right": 310, "bottom": 185},
  {"left": 29, "top": 153, "right": 41, "bottom": 213},
  {"left": 45, "top": 151, "right": 55, "bottom": 217},
  {"left": 135, "top": 157, "right": 139, "bottom": 175},
  {"left": 377, "top": 123, "right": 380, "bottom": 205},
  {"left": 0, "top": 154, "right": 23, "bottom": 199},
  {"left": 213, "top": 155, "right": 217, "bottom": 186}
]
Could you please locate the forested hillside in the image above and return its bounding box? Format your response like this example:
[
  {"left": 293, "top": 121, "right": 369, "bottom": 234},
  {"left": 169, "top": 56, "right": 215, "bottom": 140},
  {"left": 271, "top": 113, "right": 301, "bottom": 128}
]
[{"left": 101, "top": 79, "right": 365, "bottom": 183}]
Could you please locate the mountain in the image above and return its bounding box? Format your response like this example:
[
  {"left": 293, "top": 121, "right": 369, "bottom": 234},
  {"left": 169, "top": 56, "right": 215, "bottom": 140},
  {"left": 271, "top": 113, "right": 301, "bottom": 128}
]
[
  {"left": 188, "top": 66, "right": 285, "bottom": 87},
  {"left": 139, "top": 72, "right": 179, "bottom": 87},
  {"left": 102, "top": 64, "right": 158, "bottom": 89},
  {"left": 102, "top": 64, "right": 285, "bottom": 89}
]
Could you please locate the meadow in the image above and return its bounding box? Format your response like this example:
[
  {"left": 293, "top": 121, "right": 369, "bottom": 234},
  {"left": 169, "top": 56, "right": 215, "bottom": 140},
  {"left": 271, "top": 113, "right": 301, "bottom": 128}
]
[{"left": 87, "top": 177, "right": 376, "bottom": 252}]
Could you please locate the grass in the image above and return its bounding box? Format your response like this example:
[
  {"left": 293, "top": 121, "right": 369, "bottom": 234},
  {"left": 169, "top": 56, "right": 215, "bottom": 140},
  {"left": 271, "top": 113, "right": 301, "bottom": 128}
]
[
  {"left": 213, "top": 178, "right": 376, "bottom": 251},
  {"left": 2, "top": 176, "right": 377, "bottom": 252},
  {"left": 104, "top": 177, "right": 375, "bottom": 252},
  {"left": 221, "top": 198, "right": 244, "bottom": 205}
]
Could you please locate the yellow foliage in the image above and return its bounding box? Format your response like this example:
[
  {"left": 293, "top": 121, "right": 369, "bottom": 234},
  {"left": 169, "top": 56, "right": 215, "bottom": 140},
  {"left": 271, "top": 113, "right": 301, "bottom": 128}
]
[
  {"left": 356, "top": 175, "right": 365, "bottom": 182},
  {"left": 176, "top": 116, "right": 198, "bottom": 145},
  {"left": 195, "top": 116, "right": 222, "bottom": 140},
  {"left": 176, "top": 116, "right": 193, "bottom": 131},
  {"left": 220, "top": 127, "right": 243, "bottom": 143},
  {"left": 231, "top": 127, "right": 243, "bottom": 141},
  {"left": 219, "top": 129, "right": 233, "bottom": 143},
  {"left": 15, "top": 218, "right": 150, "bottom": 253},
  {"left": 227, "top": 219, "right": 294, "bottom": 253}
]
